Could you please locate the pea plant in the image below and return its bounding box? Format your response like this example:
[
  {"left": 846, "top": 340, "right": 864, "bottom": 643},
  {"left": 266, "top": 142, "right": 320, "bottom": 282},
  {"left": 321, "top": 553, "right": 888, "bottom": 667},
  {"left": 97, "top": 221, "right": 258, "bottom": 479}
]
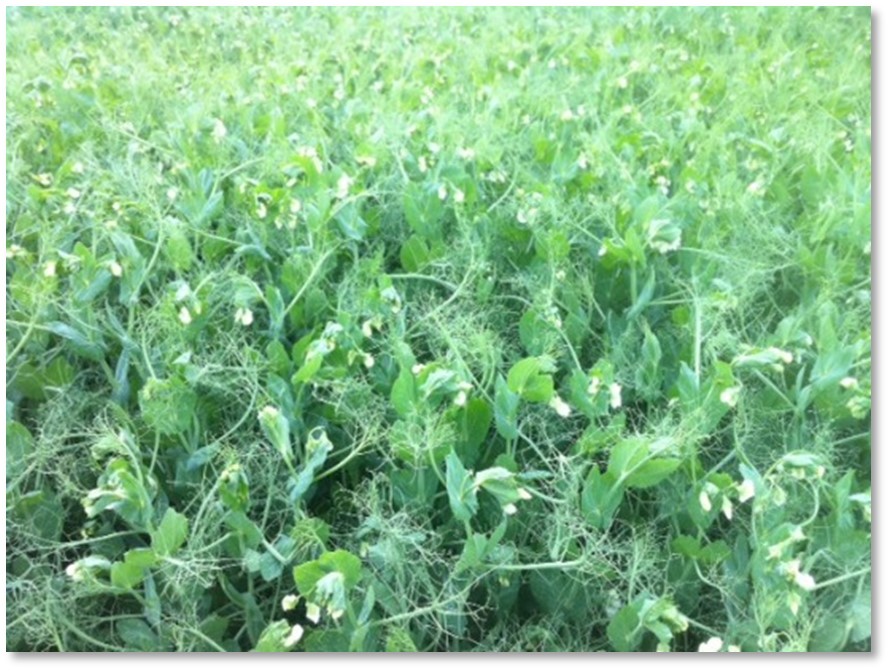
[{"left": 6, "top": 6, "right": 870, "bottom": 652}]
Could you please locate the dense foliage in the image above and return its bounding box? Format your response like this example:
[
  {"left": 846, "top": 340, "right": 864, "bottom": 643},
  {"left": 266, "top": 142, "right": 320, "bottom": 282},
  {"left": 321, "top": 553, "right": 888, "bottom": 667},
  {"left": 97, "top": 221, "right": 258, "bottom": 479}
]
[{"left": 5, "top": 7, "right": 871, "bottom": 652}]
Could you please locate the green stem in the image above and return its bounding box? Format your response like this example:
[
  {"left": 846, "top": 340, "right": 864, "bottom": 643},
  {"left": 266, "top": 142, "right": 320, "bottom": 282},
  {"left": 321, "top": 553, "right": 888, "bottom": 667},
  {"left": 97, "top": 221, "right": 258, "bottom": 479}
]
[{"left": 812, "top": 567, "right": 870, "bottom": 590}]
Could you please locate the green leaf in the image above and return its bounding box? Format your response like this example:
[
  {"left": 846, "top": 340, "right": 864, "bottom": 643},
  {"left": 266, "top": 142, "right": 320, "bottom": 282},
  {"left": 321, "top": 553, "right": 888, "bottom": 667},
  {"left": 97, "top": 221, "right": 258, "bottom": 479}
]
[
  {"left": 607, "top": 604, "right": 642, "bottom": 652},
  {"left": 607, "top": 437, "right": 649, "bottom": 479},
  {"left": 634, "top": 321, "right": 662, "bottom": 400},
  {"left": 123, "top": 548, "right": 157, "bottom": 569},
  {"left": 288, "top": 427, "right": 333, "bottom": 503},
  {"left": 253, "top": 620, "right": 293, "bottom": 652},
  {"left": 111, "top": 560, "right": 145, "bottom": 590},
  {"left": 116, "top": 619, "right": 159, "bottom": 651},
  {"left": 457, "top": 398, "right": 492, "bottom": 456},
  {"left": 46, "top": 321, "right": 106, "bottom": 362},
  {"left": 626, "top": 268, "right": 655, "bottom": 321},
  {"left": 293, "top": 352, "right": 324, "bottom": 384},
  {"left": 293, "top": 549, "right": 363, "bottom": 598},
  {"left": 165, "top": 229, "right": 193, "bottom": 272},
  {"left": 258, "top": 405, "right": 292, "bottom": 467},
  {"left": 335, "top": 202, "right": 367, "bottom": 241},
  {"left": 494, "top": 375, "right": 519, "bottom": 440},
  {"left": 391, "top": 364, "right": 418, "bottom": 418},
  {"left": 625, "top": 458, "right": 680, "bottom": 488},
  {"left": 151, "top": 508, "right": 188, "bottom": 556},
  {"left": 445, "top": 451, "right": 478, "bottom": 523},
  {"left": 698, "top": 540, "right": 731, "bottom": 564},
  {"left": 848, "top": 589, "right": 871, "bottom": 643},
  {"left": 671, "top": 535, "right": 701, "bottom": 559},
  {"left": 385, "top": 627, "right": 418, "bottom": 652},
  {"left": 138, "top": 377, "right": 197, "bottom": 435},
  {"left": 518, "top": 309, "right": 553, "bottom": 356},
  {"left": 474, "top": 467, "right": 521, "bottom": 508},
  {"left": 403, "top": 182, "right": 444, "bottom": 241},
  {"left": 581, "top": 468, "right": 623, "bottom": 529},
  {"left": 507, "top": 357, "right": 555, "bottom": 403},
  {"left": 399, "top": 235, "right": 431, "bottom": 271},
  {"left": 6, "top": 421, "right": 33, "bottom": 481}
]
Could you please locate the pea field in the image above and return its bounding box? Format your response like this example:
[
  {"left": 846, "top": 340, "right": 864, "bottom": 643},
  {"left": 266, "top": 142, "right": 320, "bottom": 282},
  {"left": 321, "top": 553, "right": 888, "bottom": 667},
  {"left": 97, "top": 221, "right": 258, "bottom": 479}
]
[{"left": 4, "top": 7, "right": 871, "bottom": 652}]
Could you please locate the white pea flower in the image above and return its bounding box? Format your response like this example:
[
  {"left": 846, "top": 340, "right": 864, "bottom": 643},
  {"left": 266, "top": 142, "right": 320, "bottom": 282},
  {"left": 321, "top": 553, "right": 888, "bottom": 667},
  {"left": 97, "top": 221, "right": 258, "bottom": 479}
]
[
  {"left": 699, "top": 489, "right": 713, "bottom": 513},
  {"left": 212, "top": 118, "right": 227, "bottom": 143},
  {"left": 65, "top": 562, "right": 84, "bottom": 581},
  {"left": 549, "top": 395, "right": 572, "bottom": 418},
  {"left": 178, "top": 306, "right": 192, "bottom": 325},
  {"left": 457, "top": 147, "right": 475, "bottom": 161},
  {"left": 840, "top": 376, "right": 858, "bottom": 390},
  {"left": 769, "top": 347, "right": 794, "bottom": 365},
  {"left": 454, "top": 189, "right": 465, "bottom": 204},
  {"left": 737, "top": 478, "right": 756, "bottom": 503},
  {"left": 722, "top": 497, "right": 733, "bottom": 521},
  {"left": 560, "top": 109, "right": 574, "bottom": 122},
  {"left": 616, "top": 76, "right": 629, "bottom": 89},
  {"left": 503, "top": 503, "right": 518, "bottom": 516},
  {"left": 67, "top": 187, "right": 82, "bottom": 199},
  {"left": 609, "top": 383, "right": 622, "bottom": 409},
  {"left": 698, "top": 637, "right": 723, "bottom": 652},
  {"left": 795, "top": 571, "right": 816, "bottom": 591},
  {"left": 166, "top": 187, "right": 179, "bottom": 201},
  {"left": 454, "top": 390, "right": 468, "bottom": 407},
  {"left": 747, "top": 180, "right": 766, "bottom": 197},
  {"left": 361, "top": 319, "right": 374, "bottom": 338},
  {"left": 43, "top": 260, "right": 57, "bottom": 277},
  {"left": 411, "top": 363, "right": 425, "bottom": 376},
  {"left": 720, "top": 386, "right": 740, "bottom": 407},
  {"left": 281, "top": 594, "right": 300, "bottom": 612},
  {"left": 517, "top": 488, "right": 533, "bottom": 501},
  {"left": 284, "top": 624, "right": 304, "bottom": 647},
  {"left": 234, "top": 307, "right": 254, "bottom": 326},
  {"left": 727, "top": 645, "right": 741, "bottom": 653},
  {"left": 438, "top": 185, "right": 448, "bottom": 201},
  {"left": 305, "top": 602, "right": 321, "bottom": 624},
  {"left": 109, "top": 260, "right": 123, "bottom": 277},
  {"left": 587, "top": 376, "right": 601, "bottom": 396},
  {"left": 72, "top": 161, "right": 85, "bottom": 174},
  {"left": 289, "top": 198, "right": 302, "bottom": 214},
  {"left": 336, "top": 174, "right": 352, "bottom": 199},
  {"left": 259, "top": 406, "right": 280, "bottom": 421},
  {"left": 363, "top": 354, "right": 375, "bottom": 369}
]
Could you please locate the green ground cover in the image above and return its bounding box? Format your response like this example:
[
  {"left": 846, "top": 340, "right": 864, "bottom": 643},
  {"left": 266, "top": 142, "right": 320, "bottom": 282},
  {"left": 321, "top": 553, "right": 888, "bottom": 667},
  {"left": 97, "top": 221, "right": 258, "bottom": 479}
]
[{"left": 5, "top": 6, "right": 871, "bottom": 652}]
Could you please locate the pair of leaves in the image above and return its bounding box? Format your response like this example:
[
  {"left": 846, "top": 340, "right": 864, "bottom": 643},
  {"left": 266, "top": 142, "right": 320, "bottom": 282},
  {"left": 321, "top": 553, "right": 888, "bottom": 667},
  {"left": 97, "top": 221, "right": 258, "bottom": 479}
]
[
  {"left": 288, "top": 427, "right": 333, "bottom": 503},
  {"left": 582, "top": 438, "right": 680, "bottom": 529},
  {"left": 292, "top": 549, "right": 363, "bottom": 615},
  {"left": 506, "top": 356, "right": 555, "bottom": 403},
  {"left": 607, "top": 595, "right": 688, "bottom": 652},
  {"left": 446, "top": 452, "right": 525, "bottom": 522},
  {"left": 110, "top": 508, "right": 188, "bottom": 589}
]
